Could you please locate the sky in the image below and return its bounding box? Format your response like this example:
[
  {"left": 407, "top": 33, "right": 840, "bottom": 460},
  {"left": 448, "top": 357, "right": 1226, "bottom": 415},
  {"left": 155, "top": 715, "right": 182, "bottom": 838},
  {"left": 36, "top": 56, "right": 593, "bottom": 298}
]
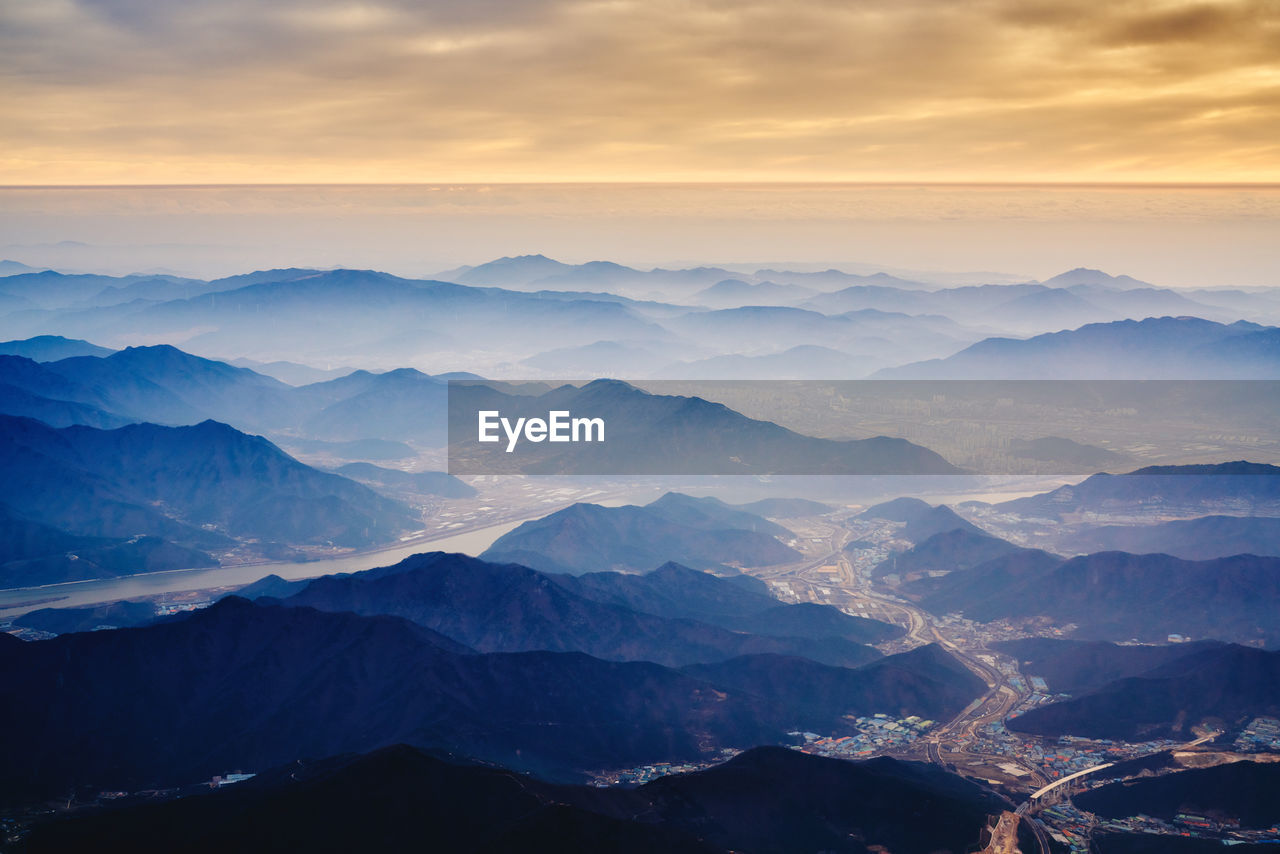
[{"left": 2, "top": 0, "right": 1278, "bottom": 184}]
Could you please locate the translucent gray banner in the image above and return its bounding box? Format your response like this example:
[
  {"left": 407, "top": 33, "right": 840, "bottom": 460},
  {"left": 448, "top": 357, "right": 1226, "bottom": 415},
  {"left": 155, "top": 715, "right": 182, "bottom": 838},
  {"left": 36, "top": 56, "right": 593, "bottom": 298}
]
[{"left": 447, "top": 379, "right": 1280, "bottom": 475}]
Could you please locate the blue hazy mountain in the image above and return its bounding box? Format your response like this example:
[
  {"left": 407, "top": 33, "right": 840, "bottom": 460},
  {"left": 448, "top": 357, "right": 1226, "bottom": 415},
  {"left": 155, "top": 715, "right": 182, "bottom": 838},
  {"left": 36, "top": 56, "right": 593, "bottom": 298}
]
[
  {"left": 994, "top": 461, "right": 1280, "bottom": 518},
  {"left": 858, "top": 497, "right": 986, "bottom": 543},
  {"left": 0, "top": 414, "right": 416, "bottom": 578},
  {"left": 1063, "top": 515, "right": 1280, "bottom": 560},
  {"left": 0, "top": 344, "right": 458, "bottom": 445},
  {"left": 873, "top": 528, "right": 1023, "bottom": 583},
  {"left": 916, "top": 547, "right": 1280, "bottom": 646},
  {"left": 733, "top": 497, "right": 833, "bottom": 517},
  {"left": 269, "top": 552, "right": 883, "bottom": 668},
  {"left": 450, "top": 379, "right": 962, "bottom": 475},
  {"left": 480, "top": 501, "right": 803, "bottom": 575},
  {"left": 520, "top": 339, "right": 666, "bottom": 375},
  {"left": 692, "top": 278, "right": 817, "bottom": 307},
  {"left": 0, "top": 504, "right": 218, "bottom": 588},
  {"left": 875, "top": 317, "right": 1280, "bottom": 378},
  {"left": 550, "top": 560, "right": 903, "bottom": 645},
  {"left": 0, "top": 334, "right": 114, "bottom": 360},
  {"left": 1043, "top": 267, "right": 1153, "bottom": 289}
]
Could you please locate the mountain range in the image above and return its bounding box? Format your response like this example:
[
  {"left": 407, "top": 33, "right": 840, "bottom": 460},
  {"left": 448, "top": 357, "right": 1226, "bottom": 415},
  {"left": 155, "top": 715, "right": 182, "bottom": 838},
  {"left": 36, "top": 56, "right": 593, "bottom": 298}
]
[
  {"left": 265, "top": 551, "right": 888, "bottom": 668},
  {"left": 0, "top": 414, "right": 415, "bottom": 586},
  {"left": 479, "top": 497, "right": 803, "bottom": 574},
  {"left": 0, "top": 594, "right": 982, "bottom": 805},
  {"left": 21, "top": 744, "right": 1004, "bottom": 854},
  {"left": 1006, "top": 643, "right": 1280, "bottom": 741},
  {"left": 449, "top": 379, "right": 962, "bottom": 475},
  {"left": 876, "top": 317, "right": 1280, "bottom": 379}
]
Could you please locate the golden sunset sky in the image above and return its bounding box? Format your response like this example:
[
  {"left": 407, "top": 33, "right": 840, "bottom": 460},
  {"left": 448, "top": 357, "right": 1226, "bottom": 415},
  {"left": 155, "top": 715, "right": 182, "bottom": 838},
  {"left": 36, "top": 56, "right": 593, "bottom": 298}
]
[{"left": 2, "top": 0, "right": 1277, "bottom": 184}]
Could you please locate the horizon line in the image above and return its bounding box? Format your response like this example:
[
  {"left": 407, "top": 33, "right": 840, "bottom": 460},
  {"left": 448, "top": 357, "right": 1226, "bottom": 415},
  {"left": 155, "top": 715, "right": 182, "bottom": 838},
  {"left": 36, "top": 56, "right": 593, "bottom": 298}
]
[{"left": 3, "top": 180, "right": 1280, "bottom": 191}]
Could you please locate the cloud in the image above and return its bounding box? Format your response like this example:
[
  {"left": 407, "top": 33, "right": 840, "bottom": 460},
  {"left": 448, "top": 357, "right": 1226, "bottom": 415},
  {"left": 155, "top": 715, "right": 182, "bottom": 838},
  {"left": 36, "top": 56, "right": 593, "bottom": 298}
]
[{"left": 0, "top": 0, "right": 1276, "bottom": 182}]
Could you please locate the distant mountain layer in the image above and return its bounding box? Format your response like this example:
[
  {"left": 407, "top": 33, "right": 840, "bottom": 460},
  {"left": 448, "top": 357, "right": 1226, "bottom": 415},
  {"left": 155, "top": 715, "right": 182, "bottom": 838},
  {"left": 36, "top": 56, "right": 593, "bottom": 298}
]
[
  {"left": 994, "top": 461, "right": 1280, "bottom": 518},
  {"left": 1076, "top": 761, "right": 1280, "bottom": 829},
  {"left": 1007, "top": 644, "right": 1280, "bottom": 740},
  {"left": 0, "top": 597, "right": 981, "bottom": 807},
  {"left": 480, "top": 500, "right": 801, "bottom": 575},
  {"left": 0, "top": 505, "right": 217, "bottom": 588},
  {"left": 22, "top": 745, "right": 1003, "bottom": 854},
  {"left": 874, "top": 527, "right": 1023, "bottom": 582},
  {"left": 271, "top": 552, "right": 885, "bottom": 668},
  {"left": 991, "top": 638, "right": 1226, "bottom": 696},
  {"left": 733, "top": 497, "right": 833, "bottom": 517},
  {"left": 0, "top": 344, "right": 453, "bottom": 446},
  {"left": 0, "top": 334, "right": 114, "bottom": 360},
  {"left": 1062, "top": 515, "right": 1280, "bottom": 559},
  {"left": 858, "top": 497, "right": 986, "bottom": 543},
  {"left": 12, "top": 600, "right": 158, "bottom": 635},
  {"left": 551, "top": 560, "right": 903, "bottom": 645},
  {"left": 0, "top": 414, "right": 415, "bottom": 587},
  {"left": 684, "top": 645, "right": 984, "bottom": 730},
  {"left": 875, "top": 317, "right": 1280, "bottom": 379},
  {"left": 913, "top": 546, "right": 1280, "bottom": 646},
  {"left": 449, "top": 379, "right": 961, "bottom": 475}
]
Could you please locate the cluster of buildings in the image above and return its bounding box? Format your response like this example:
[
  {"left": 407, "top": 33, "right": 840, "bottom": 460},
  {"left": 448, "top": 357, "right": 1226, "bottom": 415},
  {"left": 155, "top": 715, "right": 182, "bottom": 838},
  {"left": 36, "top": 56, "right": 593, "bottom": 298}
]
[
  {"left": 1234, "top": 716, "right": 1280, "bottom": 752},
  {"left": 968, "top": 722, "right": 1180, "bottom": 781},
  {"left": 791, "top": 714, "right": 935, "bottom": 759},
  {"left": 590, "top": 749, "right": 741, "bottom": 786}
]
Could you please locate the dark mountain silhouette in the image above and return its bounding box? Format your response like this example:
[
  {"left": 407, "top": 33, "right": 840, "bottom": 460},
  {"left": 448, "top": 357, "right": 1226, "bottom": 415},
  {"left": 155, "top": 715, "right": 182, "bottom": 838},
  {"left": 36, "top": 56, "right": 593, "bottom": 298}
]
[
  {"left": 858, "top": 497, "right": 985, "bottom": 542},
  {"left": 450, "top": 379, "right": 961, "bottom": 475},
  {"left": 991, "top": 638, "right": 1226, "bottom": 696},
  {"left": 875, "top": 317, "right": 1280, "bottom": 379},
  {"left": 0, "top": 414, "right": 415, "bottom": 562},
  {"left": 1007, "top": 644, "right": 1280, "bottom": 741},
  {"left": 13, "top": 599, "right": 158, "bottom": 634},
  {"left": 995, "top": 461, "right": 1280, "bottom": 518},
  {"left": 480, "top": 501, "right": 801, "bottom": 574},
  {"left": 0, "top": 597, "right": 791, "bottom": 803},
  {"left": 873, "top": 528, "right": 1023, "bottom": 582},
  {"left": 1076, "top": 761, "right": 1280, "bottom": 828},
  {"left": 0, "top": 334, "right": 114, "bottom": 360},
  {"left": 0, "top": 504, "right": 217, "bottom": 588},
  {"left": 1091, "top": 834, "right": 1278, "bottom": 853},
  {"left": 1063, "top": 515, "right": 1280, "bottom": 560},
  {"left": 22, "top": 745, "right": 1002, "bottom": 854},
  {"left": 683, "top": 644, "right": 984, "bottom": 730},
  {"left": 331, "top": 462, "right": 476, "bottom": 498},
  {"left": 551, "top": 561, "right": 902, "bottom": 645},
  {"left": 274, "top": 552, "right": 881, "bottom": 668},
  {"left": 910, "top": 548, "right": 1065, "bottom": 616}
]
